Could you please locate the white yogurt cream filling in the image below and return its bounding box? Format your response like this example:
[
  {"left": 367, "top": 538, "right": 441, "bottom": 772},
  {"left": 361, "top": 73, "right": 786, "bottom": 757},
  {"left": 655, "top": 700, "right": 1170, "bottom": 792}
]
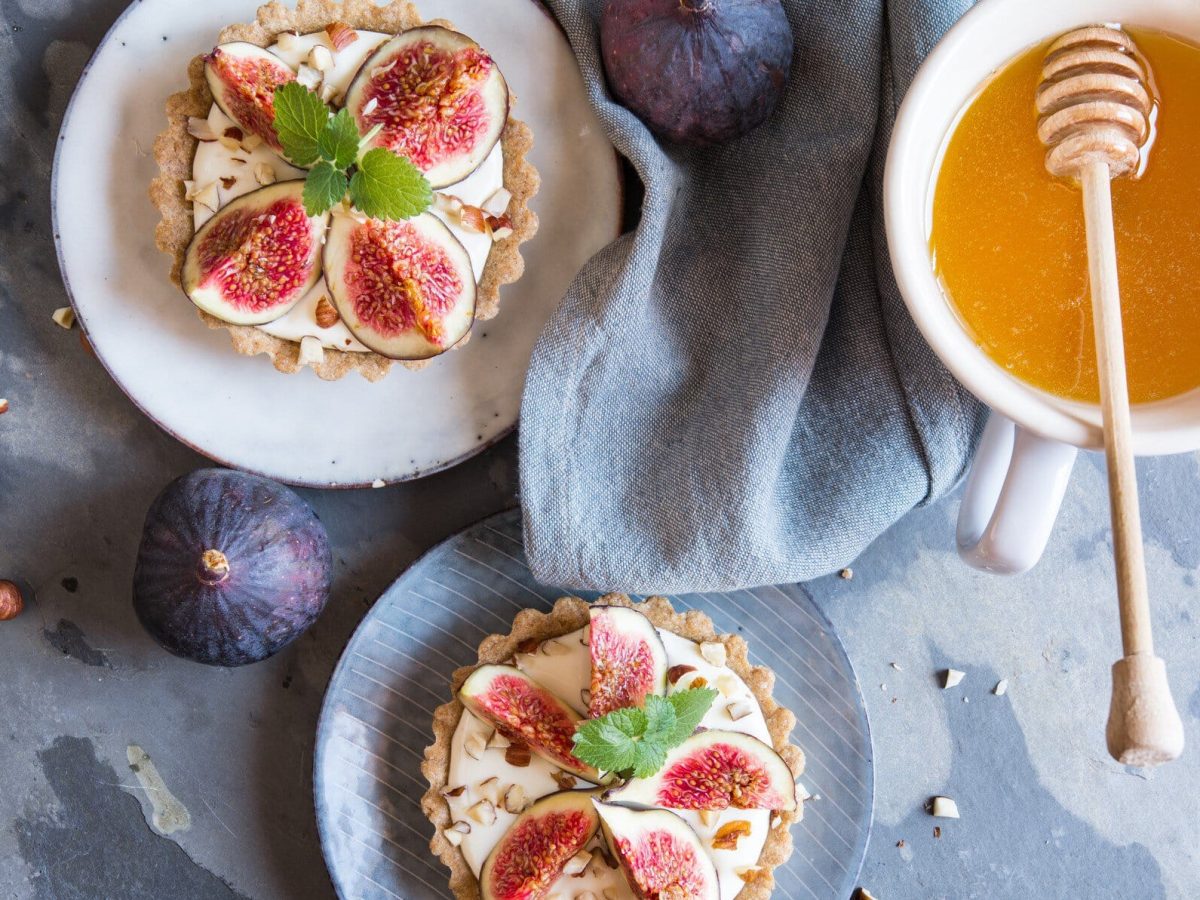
[
  {"left": 446, "top": 627, "right": 776, "bottom": 900},
  {"left": 190, "top": 30, "right": 504, "bottom": 351}
]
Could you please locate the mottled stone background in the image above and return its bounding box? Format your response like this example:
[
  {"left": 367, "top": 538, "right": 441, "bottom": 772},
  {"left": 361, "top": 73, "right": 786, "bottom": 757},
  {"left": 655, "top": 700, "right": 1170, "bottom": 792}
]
[{"left": 1, "top": 1, "right": 1198, "bottom": 898}]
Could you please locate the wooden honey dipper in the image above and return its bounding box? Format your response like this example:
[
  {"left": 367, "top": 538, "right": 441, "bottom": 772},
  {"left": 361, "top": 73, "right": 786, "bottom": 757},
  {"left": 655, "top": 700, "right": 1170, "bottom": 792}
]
[{"left": 1037, "top": 25, "right": 1184, "bottom": 766}]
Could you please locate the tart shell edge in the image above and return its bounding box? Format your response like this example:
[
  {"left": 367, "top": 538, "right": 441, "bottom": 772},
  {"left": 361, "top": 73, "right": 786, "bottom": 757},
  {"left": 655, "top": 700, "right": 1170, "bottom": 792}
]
[
  {"left": 149, "top": 0, "right": 539, "bottom": 382},
  {"left": 420, "top": 593, "right": 806, "bottom": 900}
]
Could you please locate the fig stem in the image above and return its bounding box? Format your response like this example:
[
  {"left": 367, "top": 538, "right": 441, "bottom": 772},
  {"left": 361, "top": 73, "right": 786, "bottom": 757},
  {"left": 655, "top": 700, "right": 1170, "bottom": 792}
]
[
  {"left": 679, "top": 0, "right": 713, "bottom": 13},
  {"left": 199, "top": 549, "right": 231, "bottom": 585}
]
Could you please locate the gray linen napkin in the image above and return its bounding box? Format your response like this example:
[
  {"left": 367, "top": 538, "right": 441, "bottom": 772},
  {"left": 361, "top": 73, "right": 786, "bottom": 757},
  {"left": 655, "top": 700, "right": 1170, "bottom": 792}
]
[{"left": 519, "top": 0, "right": 988, "bottom": 593}]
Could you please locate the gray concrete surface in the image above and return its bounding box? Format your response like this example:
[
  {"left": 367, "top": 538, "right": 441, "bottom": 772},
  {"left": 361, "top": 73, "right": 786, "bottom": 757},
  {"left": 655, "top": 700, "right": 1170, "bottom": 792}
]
[{"left": 2, "top": 1, "right": 1199, "bottom": 898}]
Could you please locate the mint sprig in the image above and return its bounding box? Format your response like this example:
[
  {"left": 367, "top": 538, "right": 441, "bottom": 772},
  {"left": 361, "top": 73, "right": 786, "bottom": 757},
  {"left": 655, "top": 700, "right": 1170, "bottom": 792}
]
[
  {"left": 272, "top": 82, "right": 430, "bottom": 220},
  {"left": 572, "top": 687, "right": 719, "bottom": 779},
  {"left": 350, "top": 149, "right": 433, "bottom": 221}
]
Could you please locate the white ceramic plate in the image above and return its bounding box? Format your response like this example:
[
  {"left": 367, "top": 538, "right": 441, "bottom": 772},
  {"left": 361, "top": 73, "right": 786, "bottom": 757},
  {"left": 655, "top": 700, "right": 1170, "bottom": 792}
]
[{"left": 54, "top": 0, "right": 621, "bottom": 486}]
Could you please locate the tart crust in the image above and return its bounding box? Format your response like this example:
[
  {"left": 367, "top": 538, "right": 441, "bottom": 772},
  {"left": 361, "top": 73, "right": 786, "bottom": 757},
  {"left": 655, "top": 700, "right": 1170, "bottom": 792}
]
[
  {"left": 420, "top": 594, "right": 805, "bottom": 900},
  {"left": 150, "top": 0, "right": 539, "bottom": 381}
]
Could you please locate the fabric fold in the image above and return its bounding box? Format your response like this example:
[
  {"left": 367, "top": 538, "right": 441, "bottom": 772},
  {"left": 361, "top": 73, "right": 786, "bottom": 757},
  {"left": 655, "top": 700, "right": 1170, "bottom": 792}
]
[{"left": 520, "top": 0, "right": 986, "bottom": 593}]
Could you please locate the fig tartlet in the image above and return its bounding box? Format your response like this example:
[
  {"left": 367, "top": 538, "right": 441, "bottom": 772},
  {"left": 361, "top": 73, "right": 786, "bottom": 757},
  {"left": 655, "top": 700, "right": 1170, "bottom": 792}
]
[
  {"left": 421, "top": 594, "right": 805, "bottom": 900},
  {"left": 151, "top": 0, "right": 538, "bottom": 381}
]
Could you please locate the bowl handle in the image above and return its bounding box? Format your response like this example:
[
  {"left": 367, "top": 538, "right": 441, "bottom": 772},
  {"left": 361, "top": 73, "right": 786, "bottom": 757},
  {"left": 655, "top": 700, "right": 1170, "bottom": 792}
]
[{"left": 957, "top": 412, "right": 1078, "bottom": 574}]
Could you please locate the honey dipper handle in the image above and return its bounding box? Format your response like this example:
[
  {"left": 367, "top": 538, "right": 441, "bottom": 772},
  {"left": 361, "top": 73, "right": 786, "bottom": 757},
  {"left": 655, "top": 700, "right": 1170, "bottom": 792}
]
[{"left": 1079, "top": 160, "right": 1185, "bottom": 766}]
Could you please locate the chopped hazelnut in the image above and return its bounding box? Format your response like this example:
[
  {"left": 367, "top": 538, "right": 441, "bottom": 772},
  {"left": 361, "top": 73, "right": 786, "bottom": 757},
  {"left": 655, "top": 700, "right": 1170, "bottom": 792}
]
[
  {"left": 502, "top": 784, "right": 528, "bottom": 814},
  {"left": 309, "top": 45, "right": 334, "bottom": 72},
  {"left": 464, "top": 730, "right": 488, "bottom": 760},
  {"left": 458, "top": 205, "right": 490, "bottom": 234},
  {"left": 186, "top": 117, "right": 217, "bottom": 141},
  {"left": 931, "top": 796, "right": 959, "bottom": 819},
  {"left": 699, "top": 641, "right": 727, "bottom": 667},
  {"left": 715, "top": 673, "right": 740, "bottom": 697},
  {"left": 561, "top": 848, "right": 591, "bottom": 876},
  {"left": 325, "top": 21, "right": 358, "bottom": 51},
  {"left": 726, "top": 698, "right": 754, "bottom": 721},
  {"left": 254, "top": 163, "right": 277, "bottom": 186},
  {"left": 296, "top": 63, "right": 322, "bottom": 89},
  {"left": 667, "top": 664, "right": 697, "bottom": 685},
  {"left": 51, "top": 307, "right": 76, "bottom": 329},
  {"left": 482, "top": 187, "right": 513, "bottom": 217},
  {"left": 478, "top": 777, "right": 501, "bottom": 804},
  {"left": 314, "top": 296, "right": 339, "bottom": 329},
  {"left": 504, "top": 744, "right": 531, "bottom": 768},
  {"left": 298, "top": 335, "right": 324, "bottom": 367},
  {"left": 0, "top": 581, "right": 24, "bottom": 621},
  {"left": 466, "top": 798, "right": 496, "bottom": 826},
  {"left": 943, "top": 669, "right": 965, "bottom": 689},
  {"left": 274, "top": 32, "right": 301, "bottom": 53}
]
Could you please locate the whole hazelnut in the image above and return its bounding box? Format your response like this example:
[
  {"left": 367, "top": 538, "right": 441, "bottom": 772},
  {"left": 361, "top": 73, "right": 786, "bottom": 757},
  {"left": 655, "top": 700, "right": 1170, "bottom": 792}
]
[{"left": 0, "top": 580, "right": 24, "bottom": 621}]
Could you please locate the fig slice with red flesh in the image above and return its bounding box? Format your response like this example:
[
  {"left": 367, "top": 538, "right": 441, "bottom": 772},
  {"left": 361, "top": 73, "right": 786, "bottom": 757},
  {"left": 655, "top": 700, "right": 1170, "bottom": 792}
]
[
  {"left": 182, "top": 180, "right": 328, "bottom": 326},
  {"left": 204, "top": 42, "right": 296, "bottom": 152},
  {"left": 344, "top": 25, "right": 509, "bottom": 188},
  {"left": 588, "top": 606, "right": 668, "bottom": 719},
  {"left": 322, "top": 211, "right": 475, "bottom": 360},
  {"left": 459, "top": 665, "right": 604, "bottom": 784},
  {"left": 595, "top": 802, "right": 720, "bottom": 900},
  {"left": 479, "top": 790, "right": 600, "bottom": 900},
  {"left": 606, "top": 729, "right": 798, "bottom": 812}
]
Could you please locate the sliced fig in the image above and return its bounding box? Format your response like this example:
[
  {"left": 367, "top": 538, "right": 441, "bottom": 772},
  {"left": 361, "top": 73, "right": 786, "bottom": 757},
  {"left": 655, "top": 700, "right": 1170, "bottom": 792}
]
[
  {"left": 606, "top": 729, "right": 797, "bottom": 812},
  {"left": 344, "top": 26, "right": 509, "bottom": 188},
  {"left": 479, "top": 791, "right": 599, "bottom": 900},
  {"left": 205, "top": 42, "right": 295, "bottom": 152},
  {"left": 588, "top": 606, "right": 668, "bottom": 718},
  {"left": 182, "top": 180, "right": 328, "bottom": 326},
  {"left": 459, "top": 665, "right": 603, "bottom": 784},
  {"left": 322, "top": 211, "right": 475, "bottom": 359},
  {"left": 595, "top": 802, "right": 720, "bottom": 900}
]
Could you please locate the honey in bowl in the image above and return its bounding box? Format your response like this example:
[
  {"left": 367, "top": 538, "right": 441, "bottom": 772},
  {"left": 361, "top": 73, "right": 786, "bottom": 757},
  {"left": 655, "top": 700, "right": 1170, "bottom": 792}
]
[{"left": 930, "top": 27, "right": 1200, "bottom": 404}]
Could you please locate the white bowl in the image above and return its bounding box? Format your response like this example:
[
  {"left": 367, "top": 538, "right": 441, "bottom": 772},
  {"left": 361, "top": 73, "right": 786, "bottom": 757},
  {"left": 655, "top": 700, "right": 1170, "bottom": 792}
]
[{"left": 884, "top": 0, "right": 1200, "bottom": 456}]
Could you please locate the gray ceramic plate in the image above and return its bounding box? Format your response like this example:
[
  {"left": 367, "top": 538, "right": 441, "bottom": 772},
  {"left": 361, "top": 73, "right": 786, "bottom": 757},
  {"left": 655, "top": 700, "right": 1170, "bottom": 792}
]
[{"left": 314, "top": 509, "right": 874, "bottom": 899}]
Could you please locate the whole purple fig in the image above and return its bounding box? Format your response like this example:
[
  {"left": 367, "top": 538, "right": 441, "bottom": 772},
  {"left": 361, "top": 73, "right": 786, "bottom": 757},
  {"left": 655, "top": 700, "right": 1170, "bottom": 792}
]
[{"left": 600, "top": 0, "right": 793, "bottom": 146}]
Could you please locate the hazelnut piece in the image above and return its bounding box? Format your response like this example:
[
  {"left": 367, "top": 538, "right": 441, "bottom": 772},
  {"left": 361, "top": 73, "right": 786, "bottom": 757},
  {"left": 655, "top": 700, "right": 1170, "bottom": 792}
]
[{"left": 0, "top": 580, "right": 24, "bottom": 621}]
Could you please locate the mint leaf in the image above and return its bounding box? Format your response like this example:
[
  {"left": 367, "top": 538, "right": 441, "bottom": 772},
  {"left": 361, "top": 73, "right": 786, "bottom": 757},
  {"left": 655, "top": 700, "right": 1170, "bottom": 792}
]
[
  {"left": 348, "top": 148, "right": 432, "bottom": 221},
  {"left": 573, "top": 718, "right": 638, "bottom": 775},
  {"left": 572, "top": 686, "right": 719, "bottom": 780},
  {"left": 631, "top": 740, "right": 668, "bottom": 779},
  {"left": 606, "top": 706, "right": 647, "bottom": 738},
  {"left": 319, "top": 109, "right": 360, "bottom": 170},
  {"left": 273, "top": 82, "right": 329, "bottom": 166},
  {"left": 641, "top": 694, "right": 678, "bottom": 744},
  {"left": 303, "top": 161, "right": 348, "bottom": 216},
  {"left": 666, "top": 687, "right": 718, "bottom": 745}
]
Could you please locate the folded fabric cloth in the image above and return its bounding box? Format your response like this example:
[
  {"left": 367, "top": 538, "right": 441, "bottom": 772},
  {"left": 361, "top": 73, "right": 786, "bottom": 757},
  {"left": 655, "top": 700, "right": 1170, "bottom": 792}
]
[{"left": 520, "top": 0, "right": 987, "bottom": 593}]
